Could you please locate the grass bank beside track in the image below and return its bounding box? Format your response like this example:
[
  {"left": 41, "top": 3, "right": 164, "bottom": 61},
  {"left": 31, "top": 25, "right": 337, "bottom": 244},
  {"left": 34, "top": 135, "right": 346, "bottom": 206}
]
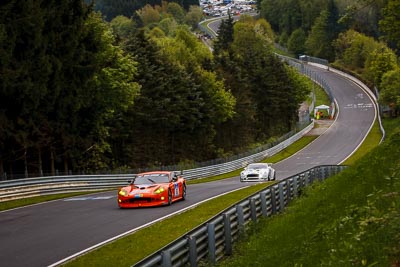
[{"left": 216, "top": 117, "right": 399, "bottom": 267}]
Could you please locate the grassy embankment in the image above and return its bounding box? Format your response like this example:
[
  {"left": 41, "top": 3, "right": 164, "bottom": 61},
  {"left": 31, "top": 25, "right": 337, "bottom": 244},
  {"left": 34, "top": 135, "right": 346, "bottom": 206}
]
[{"left": 217, "top": 117, "right": 400, "bottom": 267}]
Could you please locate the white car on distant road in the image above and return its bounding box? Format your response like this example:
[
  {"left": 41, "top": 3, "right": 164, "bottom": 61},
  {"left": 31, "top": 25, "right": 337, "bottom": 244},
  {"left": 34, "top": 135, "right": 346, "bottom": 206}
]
[{"left": 240, "top": 163, "right": 276, "bottom": 182}]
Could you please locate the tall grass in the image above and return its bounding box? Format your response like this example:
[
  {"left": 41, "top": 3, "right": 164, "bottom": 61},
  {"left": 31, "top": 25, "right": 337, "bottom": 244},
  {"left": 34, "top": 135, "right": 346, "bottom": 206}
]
[{"left": 218, "top": 118, "right": 400, "bottom": 266}]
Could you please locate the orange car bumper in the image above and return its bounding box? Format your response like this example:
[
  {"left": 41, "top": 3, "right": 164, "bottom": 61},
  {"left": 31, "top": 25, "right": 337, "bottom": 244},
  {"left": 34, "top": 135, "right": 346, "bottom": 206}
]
[{"left": 118, "top": 195, "right": 169, "bottom": 208}]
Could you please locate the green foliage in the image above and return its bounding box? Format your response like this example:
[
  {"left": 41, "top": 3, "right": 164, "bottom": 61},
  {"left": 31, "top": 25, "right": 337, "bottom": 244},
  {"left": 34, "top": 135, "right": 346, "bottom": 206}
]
[
  {"left": 287, "top": 28, "right": 306, "bottom": 56},
  {"left": 116, "top": 28, "right": 235, "bottom": 167},
  {"left": 305, "top": 6, "right": 340, "bottom": 62},
  {"left": 157, "top": 17, "right": 178, "bottom": 36},
  {"left": 214, "top": 16, "right": 311, "bottom": 153},
  {"left": 379, "top": 68, "right": 400, "bottom": 114},
  {"left": 333, "top": 29, "right": 399, "bottom": 90},
  {"left": 364, "top": 46, "right": 398, "bottom": 86},
  {"left": 184, "top": 5, "right": 203, "bottom": 30},
  {"left": 338, "top": 0, "right": 388, "bottom": 38},
  {"left": 260, "top": 0, "right": 327, "bottom": 35},
  {"left": 379, "top": 0, "right": 400, "bottom": 52},
  {"left": 334, "top": 30, "right": 377, "bottom": 71},
  {"left": 166, "top": 2, "right": 185, "bottom": 24},
  {"left": 109, "top": 15, "right": 137, "bottom": 39},
  {"left": 213, "top": 14, "right": 235, "bottom": 56},
  {"left": 0, "top": 1, "right": 140, "bottom": 176},
  {"left": 91, "top": 0, "right": 163, "bottom": 21},
  {"left": 136, "top": 4, "right": 161, "bottom": 26}
]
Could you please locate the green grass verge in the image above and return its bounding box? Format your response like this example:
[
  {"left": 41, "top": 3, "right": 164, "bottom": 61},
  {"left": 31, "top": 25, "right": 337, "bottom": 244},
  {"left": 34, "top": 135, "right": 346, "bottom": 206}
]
[
  {"left": 64, "top": 182, "right": 272, "bottom": 267},
  {"left": 314, "top": 83, "right": 331, "bottom": 107},
  {"left": 216, "top": 117, "right": 400, "bottom": 267},
  {"left": 342, "top": 119, "right": 382, "bottom": 165}
]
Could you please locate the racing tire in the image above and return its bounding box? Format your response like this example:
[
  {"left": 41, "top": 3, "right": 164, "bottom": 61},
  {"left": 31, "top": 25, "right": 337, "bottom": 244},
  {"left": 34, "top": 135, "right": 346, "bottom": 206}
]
[
  {"left": 167, "top": 189, "right": 172, "bottom": 205},
  {"left": 270, "top": 171, "right": 276, "bottom": 181},
  {"left": 182, "top": 184, "right": 186, "bottom": 200}
]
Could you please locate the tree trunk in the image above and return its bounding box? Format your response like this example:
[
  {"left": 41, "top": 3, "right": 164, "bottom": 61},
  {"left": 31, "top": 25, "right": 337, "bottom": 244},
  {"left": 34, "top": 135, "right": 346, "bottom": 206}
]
[
  {"left": 50, "top": 148, "right": 55, "bottom": 176},
  {"left": 0, "top": 157, "right": 4, "bottom": 180},
  {"left": 38, "top": 147, "right": 43, "bottom": 177},
  {"left": 24, "top": 148, "right": 28, "bottom": 178},
  {"left": 64, "top": 155, "right": 68, "bottom": 175}
]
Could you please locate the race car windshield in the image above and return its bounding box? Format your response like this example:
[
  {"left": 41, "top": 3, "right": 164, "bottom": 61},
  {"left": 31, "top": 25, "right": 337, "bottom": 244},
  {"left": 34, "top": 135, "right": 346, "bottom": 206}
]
[
  {"left": 134, "top": 174, "right": 170, "bottom": 184},
  {"left": 247, "top": 164, "right": 268, "bottom": 169}
]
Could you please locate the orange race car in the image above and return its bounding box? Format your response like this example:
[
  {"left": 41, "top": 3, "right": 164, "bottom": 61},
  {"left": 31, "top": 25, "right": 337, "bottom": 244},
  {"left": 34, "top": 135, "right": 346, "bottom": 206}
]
[{"left": 118, "top": 171, "right": 186, "bottom": 208}]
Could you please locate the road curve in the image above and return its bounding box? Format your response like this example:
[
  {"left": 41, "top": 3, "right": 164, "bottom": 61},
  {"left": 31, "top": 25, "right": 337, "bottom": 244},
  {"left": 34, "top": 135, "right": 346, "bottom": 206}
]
[
  {"left": 0, "top": 66, "right": 376, "bottom": 267},
  {"left": 275, "top": 64, "right": 376, "bottom": 178}
]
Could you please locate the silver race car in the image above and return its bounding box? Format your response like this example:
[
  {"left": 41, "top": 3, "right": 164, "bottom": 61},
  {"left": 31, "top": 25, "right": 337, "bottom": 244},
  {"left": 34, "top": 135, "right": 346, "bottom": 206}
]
[{"left": 240, "top": 163, "right": 276, "bottom": 182}]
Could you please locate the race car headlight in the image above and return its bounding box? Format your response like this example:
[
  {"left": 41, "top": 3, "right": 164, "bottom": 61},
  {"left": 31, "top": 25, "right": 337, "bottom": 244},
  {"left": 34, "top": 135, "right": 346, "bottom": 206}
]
[
  {"left": 154, "top": 187, "right": 165, "bottom": 194},
  {"left": 118, "top": 190, "right": 128, "bottom": 197}
]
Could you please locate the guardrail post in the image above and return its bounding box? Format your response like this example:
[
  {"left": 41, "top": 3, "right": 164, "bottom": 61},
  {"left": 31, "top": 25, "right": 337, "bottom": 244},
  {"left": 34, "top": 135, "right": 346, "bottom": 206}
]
[
  {"left": 207, "top": 223, "right": 216, "bottom": 264},
  {"left": 309, "top": 170, "right": 315, "bottom": 184},
  {"left": 250, "top": 198, "right": 257, "bottom": 222},
  {"left": 223, "top": 213, "right": 232, "bottom": 255},
  {"left": 286, "top": 179, "right": 292, "bottom": 201},
  {"left": 321, "top": 166, "right": 326, "bottom": 181},
  {"left": 293, "top": 176, "right": 298, "bottom": 197},
  {"left": 270, "top": 188, "right": 277, "bottom": 214},
  {"left": 237, "top": 205, "right": 245, "bottom": 232},
  {"left": 278, "top": 183, "right": 285, "bottom": 210},
  {"left": 304, "top": 172, "right": 310, "bottom": 186},
  {"left": 188, "top": 235, "right": 198, "bottom": 267},
  {"left": 260, "top": 191, "right": 267, "bottom": 217},
  {"left": 162, "top": 250, "right": 172, "bottom": 267}
]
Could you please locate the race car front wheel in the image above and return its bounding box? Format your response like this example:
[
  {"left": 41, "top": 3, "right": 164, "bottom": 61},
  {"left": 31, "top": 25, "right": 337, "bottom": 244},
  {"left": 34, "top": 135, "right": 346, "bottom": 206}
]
[
  {"left": 182, "top": 184, "right": 186, "bottom": 200},
  {"left": 168, "top": 189, "right": 172, "bottom": 205}
]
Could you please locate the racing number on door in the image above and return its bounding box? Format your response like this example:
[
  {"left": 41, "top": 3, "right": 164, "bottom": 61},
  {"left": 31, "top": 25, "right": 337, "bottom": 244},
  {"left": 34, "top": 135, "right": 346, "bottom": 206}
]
[{"left": 174, "top": 182, "right": 179, "bottom": 197}]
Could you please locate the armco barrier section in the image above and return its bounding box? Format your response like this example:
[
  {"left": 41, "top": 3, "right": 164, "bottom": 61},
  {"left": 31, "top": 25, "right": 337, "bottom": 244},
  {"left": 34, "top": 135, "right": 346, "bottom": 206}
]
[
  {"left": 133, "top": 165, "right": 347, "bottom": 267},
  {"left": 182, "top": 121, "right": 314, "bottom": 180},
  {"left": 0, "top": 174, "right": 133, "bottom": 202},
  {"left": 0, "top": 122, "right": 314, "bottom": 202}
]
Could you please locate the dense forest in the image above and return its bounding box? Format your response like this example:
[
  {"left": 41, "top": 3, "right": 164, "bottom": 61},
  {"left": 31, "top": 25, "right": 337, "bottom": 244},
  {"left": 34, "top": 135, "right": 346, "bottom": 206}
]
[
  {"left": 0, "top": 0, "right": 310, "bottom": 178},
  {"left": 0, "top": 0, "right": 399, "bottom": 179}
]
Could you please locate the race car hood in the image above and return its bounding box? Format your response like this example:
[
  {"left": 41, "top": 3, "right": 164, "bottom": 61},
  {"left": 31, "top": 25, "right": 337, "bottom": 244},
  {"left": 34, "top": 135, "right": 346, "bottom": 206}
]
[
  {"left": 241, "top": 169, "right": 263, "bottom": 175},
  {"left": 123, "top": 184, "right": 159, "bottom": 193}
]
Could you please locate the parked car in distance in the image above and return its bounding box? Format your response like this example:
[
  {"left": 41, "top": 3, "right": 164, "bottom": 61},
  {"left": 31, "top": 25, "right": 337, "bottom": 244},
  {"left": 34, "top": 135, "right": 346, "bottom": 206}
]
[
  {"left": 240, "top": 163, "right": 276, "bottom": 182},
  {"left": 118, "top": 171, "right": 186, "bottom": 208}
]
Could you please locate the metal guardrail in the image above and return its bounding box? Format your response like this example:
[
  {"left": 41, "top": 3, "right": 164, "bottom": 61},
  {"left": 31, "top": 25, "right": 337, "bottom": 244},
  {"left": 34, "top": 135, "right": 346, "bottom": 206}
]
[
  {"left": 183, "top": 122, "right": 314, "bottom": 180},
  {"left": 133, "top": 165, "right": 347, "bottom": 267},
  {"left": 0, "top": 174, "right": 133, "bottom": 202},
  {"left": 0, "top": 122, "right": 314, "bottom": 202}
]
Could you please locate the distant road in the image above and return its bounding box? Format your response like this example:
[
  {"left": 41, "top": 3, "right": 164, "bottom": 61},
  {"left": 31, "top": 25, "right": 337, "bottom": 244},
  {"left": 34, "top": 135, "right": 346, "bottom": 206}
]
[{"left": 0, "top": 66, "right": 376, "bottom": 267}]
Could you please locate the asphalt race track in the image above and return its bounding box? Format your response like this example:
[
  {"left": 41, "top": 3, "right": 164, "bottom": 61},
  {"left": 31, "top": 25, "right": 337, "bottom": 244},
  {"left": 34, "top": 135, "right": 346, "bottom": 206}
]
[{"left": 0, "top": 66, "right": 376, "bottom": 267}]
